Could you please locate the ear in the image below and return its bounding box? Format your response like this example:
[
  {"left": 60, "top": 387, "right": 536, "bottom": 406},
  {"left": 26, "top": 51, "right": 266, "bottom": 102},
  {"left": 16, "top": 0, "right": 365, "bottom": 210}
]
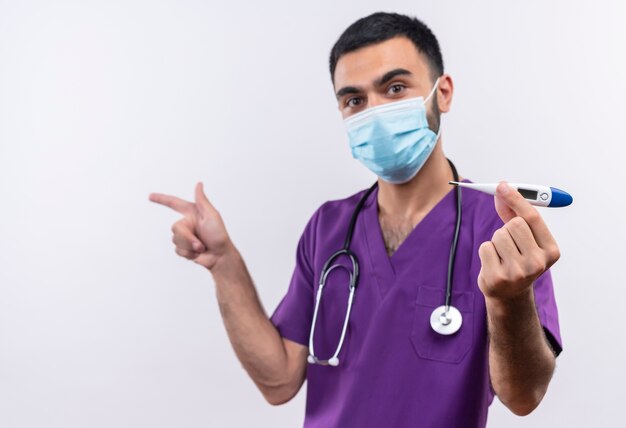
[{"left": 436, "top": 74, "right": 454, "bottom": 113}]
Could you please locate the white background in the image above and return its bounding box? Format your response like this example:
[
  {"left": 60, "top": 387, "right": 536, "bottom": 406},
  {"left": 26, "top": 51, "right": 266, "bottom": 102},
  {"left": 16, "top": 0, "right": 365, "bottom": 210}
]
[{"left": 1, "top": 0, "right": 625, "bottom": 426}]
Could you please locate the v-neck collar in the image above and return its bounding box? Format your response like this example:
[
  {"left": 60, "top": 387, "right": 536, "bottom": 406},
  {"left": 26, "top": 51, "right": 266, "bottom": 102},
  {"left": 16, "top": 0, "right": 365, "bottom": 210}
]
[{"left": 360, "top": 180, "right": 469, "bottom": 299}]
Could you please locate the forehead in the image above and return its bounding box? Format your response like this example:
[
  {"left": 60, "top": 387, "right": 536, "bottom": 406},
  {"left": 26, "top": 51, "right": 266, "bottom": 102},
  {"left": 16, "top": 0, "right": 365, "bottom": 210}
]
[{"left": 333, "top": 36, "right": 431, "bottom": 89}]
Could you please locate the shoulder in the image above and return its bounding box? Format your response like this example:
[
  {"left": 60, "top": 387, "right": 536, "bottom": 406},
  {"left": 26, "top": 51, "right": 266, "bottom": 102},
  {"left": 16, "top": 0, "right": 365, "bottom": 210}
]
[
  {"left": 315, "top": 187, "right": 371, "bottom": 220},
  {"left": 298, "top": 186, "right": 372, "bottom": 245}
]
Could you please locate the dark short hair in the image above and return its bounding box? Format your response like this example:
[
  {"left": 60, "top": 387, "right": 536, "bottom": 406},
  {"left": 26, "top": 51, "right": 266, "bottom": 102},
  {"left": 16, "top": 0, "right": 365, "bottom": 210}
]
[{"left": 329, "top": 12, "right": 444, "bottom": 84}]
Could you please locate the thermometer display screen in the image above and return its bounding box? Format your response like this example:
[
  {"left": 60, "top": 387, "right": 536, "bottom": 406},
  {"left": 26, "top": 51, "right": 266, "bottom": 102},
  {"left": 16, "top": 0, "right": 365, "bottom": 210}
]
[{"left": 517, "top": 188, "right": 538, "bottom": 200}]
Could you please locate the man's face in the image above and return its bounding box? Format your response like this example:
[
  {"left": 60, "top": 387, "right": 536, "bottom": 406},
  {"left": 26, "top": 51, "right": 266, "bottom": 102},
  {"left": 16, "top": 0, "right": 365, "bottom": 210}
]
[{"left": 333, "top": 36, "right": 445, "bottom": 132}]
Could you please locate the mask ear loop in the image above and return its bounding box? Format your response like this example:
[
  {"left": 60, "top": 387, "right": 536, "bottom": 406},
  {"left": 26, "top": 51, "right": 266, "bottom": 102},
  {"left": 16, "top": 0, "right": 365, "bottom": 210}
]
[
  {"left": 424, "top": 77, "right": 441, "bottom": 104},
  {"left": 424, "top": 77, "right": 443, "bottom": 140},
  {"left": 434, "top": 118, "right": 443, "bottom": 141}
]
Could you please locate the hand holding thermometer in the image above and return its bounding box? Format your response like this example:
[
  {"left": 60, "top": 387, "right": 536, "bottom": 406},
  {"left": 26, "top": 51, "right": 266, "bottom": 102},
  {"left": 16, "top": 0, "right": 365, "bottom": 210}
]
[{"left": 449, "top": 181, "right": 573, "bottom": 207}]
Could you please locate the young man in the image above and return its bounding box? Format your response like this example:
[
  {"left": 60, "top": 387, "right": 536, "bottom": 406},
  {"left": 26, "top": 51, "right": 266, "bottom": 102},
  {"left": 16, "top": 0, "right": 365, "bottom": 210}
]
[{"left": 149, "top": 12, "right": 562, "bottom": 428}]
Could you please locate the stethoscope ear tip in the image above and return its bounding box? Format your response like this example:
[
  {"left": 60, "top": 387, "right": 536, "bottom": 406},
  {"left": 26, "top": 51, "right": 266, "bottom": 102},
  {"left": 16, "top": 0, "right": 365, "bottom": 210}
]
[{"left": 307, "top": 355, "right": 340, "bottom": 366}]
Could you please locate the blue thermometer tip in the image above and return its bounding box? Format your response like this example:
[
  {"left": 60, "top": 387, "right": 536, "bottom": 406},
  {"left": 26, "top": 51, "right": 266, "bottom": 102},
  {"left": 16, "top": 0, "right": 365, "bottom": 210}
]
[{"left": 548, "top": 187, "right": 573, "bottom": 207}]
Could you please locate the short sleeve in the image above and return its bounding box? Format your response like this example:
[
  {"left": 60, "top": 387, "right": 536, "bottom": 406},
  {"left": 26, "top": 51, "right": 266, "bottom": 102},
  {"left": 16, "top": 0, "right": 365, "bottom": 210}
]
[
  {"left": 533, "top": 268, "right": 563, "bottom": 357},
  {"left": 269, "top": 210, "right": 319, "bottom": 347}
]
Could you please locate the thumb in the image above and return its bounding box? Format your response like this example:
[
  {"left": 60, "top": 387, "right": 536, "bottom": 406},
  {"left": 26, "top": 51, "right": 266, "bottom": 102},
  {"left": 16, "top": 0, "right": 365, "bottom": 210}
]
[
  {"left": 195, "top": 182, "right": 217, "bottom": 219},
  {"left": 494, "top": 181, "right": 517, "bottom": 223}
]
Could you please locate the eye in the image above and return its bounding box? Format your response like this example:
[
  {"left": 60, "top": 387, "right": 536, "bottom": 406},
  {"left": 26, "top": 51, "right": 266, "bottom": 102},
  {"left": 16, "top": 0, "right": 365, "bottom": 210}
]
[
  {"left": 346, "top": 97, "right": 363, "bottom": 108},
  {"left": 387, "top": 83, "right": 406, "bottom": 95}
]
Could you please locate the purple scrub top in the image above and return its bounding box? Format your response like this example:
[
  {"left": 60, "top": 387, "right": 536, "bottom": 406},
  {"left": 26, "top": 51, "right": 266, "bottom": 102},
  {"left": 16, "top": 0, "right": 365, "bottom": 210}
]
[{"left": 270, "top": 180, "right": 562, "bottom": 428}]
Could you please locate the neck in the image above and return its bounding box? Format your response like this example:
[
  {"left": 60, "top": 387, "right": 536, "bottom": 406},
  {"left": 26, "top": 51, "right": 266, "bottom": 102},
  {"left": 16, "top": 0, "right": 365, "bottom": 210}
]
[{"left": 376, "top": 144, "right": 463, "bottom": 219}]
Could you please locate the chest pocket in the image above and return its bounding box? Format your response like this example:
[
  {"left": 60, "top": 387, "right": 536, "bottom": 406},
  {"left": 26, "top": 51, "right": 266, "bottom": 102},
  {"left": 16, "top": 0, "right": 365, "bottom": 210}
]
[{"left": 410, "top": 286, "right": 475, "bottom": 364}]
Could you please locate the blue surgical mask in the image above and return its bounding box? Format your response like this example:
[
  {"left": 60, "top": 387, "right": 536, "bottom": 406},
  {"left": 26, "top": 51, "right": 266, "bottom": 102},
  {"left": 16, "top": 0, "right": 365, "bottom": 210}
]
[{"left": 344, "top": 78, "right": 442, "bottom": 184}]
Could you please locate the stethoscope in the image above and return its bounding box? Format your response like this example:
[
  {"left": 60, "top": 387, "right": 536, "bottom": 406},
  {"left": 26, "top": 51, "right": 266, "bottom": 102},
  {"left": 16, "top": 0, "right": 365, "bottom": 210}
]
[{"left": 307, "top": 159, "right": 463, "bottom": 366}]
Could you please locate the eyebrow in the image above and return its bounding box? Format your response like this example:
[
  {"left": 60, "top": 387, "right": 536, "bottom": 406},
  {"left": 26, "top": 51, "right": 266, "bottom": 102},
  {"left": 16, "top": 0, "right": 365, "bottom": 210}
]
[{"left": 335, "top": 68, "right": 413, "bottom": 99}]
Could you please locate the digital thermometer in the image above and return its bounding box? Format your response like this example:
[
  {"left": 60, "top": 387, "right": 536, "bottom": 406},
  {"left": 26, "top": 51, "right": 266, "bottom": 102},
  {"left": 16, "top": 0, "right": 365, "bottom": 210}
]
[{"left": 449, "top": 181, "right": 573, "bottom": 207}]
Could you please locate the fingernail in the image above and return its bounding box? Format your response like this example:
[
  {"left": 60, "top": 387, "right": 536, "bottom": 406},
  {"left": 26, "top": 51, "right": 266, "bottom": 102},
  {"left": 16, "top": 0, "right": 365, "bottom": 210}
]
[
  {"left": 497, "top": 182, "right": 509, "bottom": 195},
  {"left": 193, "top": 242, "right": 202, "bottom": 251}
]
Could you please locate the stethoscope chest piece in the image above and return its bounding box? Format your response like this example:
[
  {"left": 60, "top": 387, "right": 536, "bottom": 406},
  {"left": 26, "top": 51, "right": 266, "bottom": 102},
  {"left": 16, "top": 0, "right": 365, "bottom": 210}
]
[{"left": 430, "top": 305, "right": 463, "bottom": 335}]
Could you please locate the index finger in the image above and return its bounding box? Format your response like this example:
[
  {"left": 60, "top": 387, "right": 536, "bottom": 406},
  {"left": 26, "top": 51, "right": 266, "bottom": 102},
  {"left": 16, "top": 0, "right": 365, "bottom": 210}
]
[
  {"left": 495, "top": 182, "right": 555, "bottom": 249},
  {"left": 148, "top": 192, "right": 194, "bottom": 215}
]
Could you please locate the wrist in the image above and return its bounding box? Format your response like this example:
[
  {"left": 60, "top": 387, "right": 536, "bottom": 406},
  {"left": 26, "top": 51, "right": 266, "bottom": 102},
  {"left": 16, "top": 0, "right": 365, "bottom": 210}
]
[
  {"left": 485, "top": 287, "right": 535, "bottom": 319},
  {"left": 209, "top": 242, "right": 241, "bottom": 275}
]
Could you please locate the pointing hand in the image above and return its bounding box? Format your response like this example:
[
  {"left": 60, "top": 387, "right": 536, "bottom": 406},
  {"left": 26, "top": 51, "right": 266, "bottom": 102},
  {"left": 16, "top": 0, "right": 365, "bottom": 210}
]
[{"left": 149, "top": 182, "right": 232, "bottom": 270}]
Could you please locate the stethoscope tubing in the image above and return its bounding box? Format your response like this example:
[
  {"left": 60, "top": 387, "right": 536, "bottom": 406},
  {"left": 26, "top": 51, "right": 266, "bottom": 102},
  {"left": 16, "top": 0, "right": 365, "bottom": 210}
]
[{"left": 308, "top": 159, "right": 463, "bottom": 366}]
